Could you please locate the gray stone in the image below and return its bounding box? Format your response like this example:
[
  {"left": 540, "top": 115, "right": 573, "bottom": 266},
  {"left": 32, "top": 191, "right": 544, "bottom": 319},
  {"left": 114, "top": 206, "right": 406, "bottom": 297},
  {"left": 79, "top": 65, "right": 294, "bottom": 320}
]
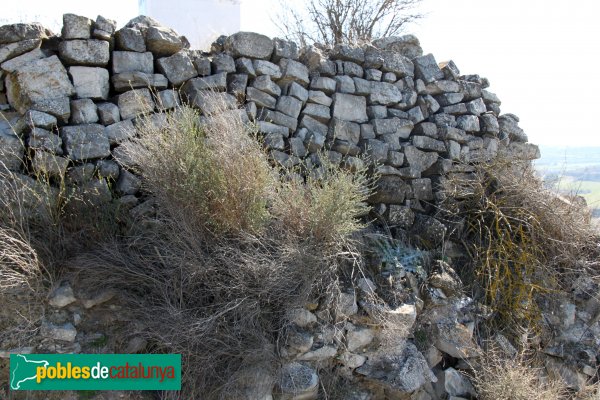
[
  {"left": 373, "top": 34, "right": 423, "bottom": 59},
  {"left": 346, "top": 326, "right": 374, "bottom": 352},
  {"left": 0, "top": 132, "right": 24, "bottom": 170},
  {"left": 388, "top": 205, "right": 414, "bottom": 228},
  {"left": 443, "top": 103, "right": 468, "bottom": 115},
  {"left": 112, "top": 51, "right": 153, "bottom": 74},
  {"left": 434, "top": 92, "right": 464, "bottom": 106},
  {"left": 308, "top": 90, "right": 332, "bottom": 107},
  {"left": 288, "top": 137, "right": 306, "bottom": 157},
  {"left": 381, "top": 51, "right": 414, "bottom": 78},
  {"left": 61, "top": 124, "right": 110, "bottom": 161},
  {"left": 279, "top": 58, "right": 309, "bottom": 86},
  {"left": 235, "top": 57, "right": 255, "bottom": 77},
  {"left": 334, "top": 75, "right": 355, "bottom": 94},
  {"left": 0, "top": 39, "right": 41, "bottom": 64},
  {"left": 0, "top": 23, "right": 47, "bottom": 44},
  {"left": 459, "top": 80, "right": 483, "bottom": 101},
  {"left": 58, "top": 39, "right": 110, "bottom": 66},
  {"left": 105, "top": 119, "right": 135, "bottom": 145},
  {"left": 412, "top": 178, "right": 433, "bottom": 201},
  {"left": 189, "top": 92, "right": 237, "bottom": 115},
  {"left": 381, "top": 133, "right": 403, "bottom": 151},
  {"left": 116, "top": 169, "right": 141, "bottom": 195},
  {"left": 425, "top": 80, "right": 460, "bottom": 95},
  {"left": 408, "top": 105, "right": 425, "bottom": 124},
  {"left": 343, "top": 61, "right": 363, "bottom": 77},
  {"left": 440, "top": 60, "right": 460, "bottom": 80},
  {"left": 211, "top": 53, "right": 235, "bottom": 73},
  {"left": 412, "top": 136, "right": 445, "bottom": 152},
  {"left": 272, "top": 38, "right": 298, "bottom": 62},
  {"left": 6, "top": 56, "right": 75, "bottom": 114},
  {"left": 258, "top": 109, "right": 297, "bottom": 132},
  {"left": 115, "top": 27, "right": 145, "bottom": 52},
  {"left": 370, "top": 175, "right": 411, "bottom": 204},
  {"left": 181, "top": 73, "right": 227, "bottom": 98},
  {"left": 32, "top": 151, "right": 69, "bottom": 178},
  {"left": 419, "top": 94, "right": 440, "bottom": 114},
  {"left": 257, "top": 121, "right": 289, "bottom": 137},
  {"left": 356, "top": 342, "right": 435, "bottom": 394},
  {"left": 111, "top": 71, "right": 155, "bottom": 92},
  {"left": 310, "top": 76, "right": 337, "bottom": 94},
  {"left": 361, "top": 139, "right": 389, "bottom": 163},
  {"left": 30, "top": 97, "right": 71, "bottom": 123},
  {"left": 95, "top": 160, "right": 120, "bottom": 180},
  {"left": 369, "top": 82, "right": 403, "bottom": 105},
  {"left": 304, "top": 130, "right": 326, "bottom": 152},
  {"left": 70, "top": 99, "right": 98, "bottom": 124},
  {"left": 263, "top": 133, "right": 285, "bottom": 150},
  {"left": 466, "top": 98, "right": 486, "bottom": 116},
  {"left": 332, "top": 140, "right": 361, "bottom": 156},
  {"left": 41, "top": 321, "right": 77, "bottom": 342},
  {"left": 442, "top": 368, "right": 476, "bottom": 398},
  {"left": 499, "top": 114, "right": 527, "bottom": 142},
  {"left": 93, "top": 16, "right": 116, "bottom": 40},
  {"left": 438, "top": 126, "right": 467, "bottom": 143},
  {"left": 156, "top": 51, "right": 197, "bottom": 85},
  {"left": 503, "top": 142, "right": 540, "bottom": 160},
  {"left": 69, "top": 66, "right": 109, "bottom": 100},
  {"left": 331, "top": 44, "right": 364, "bottom": 63},
  {"left": 456, "top": 115, "right": 480, "bottom": 132},
  {"left": 28, "top": 128, "right": 62, "bottom": 154},
  {"left": 252, "top": 75, "right": 281, "bottom": 96},
  {"left": 1, "top": 48, "right": 47, "bottom": 72},
  {"left": 479, "top": 113, "right": 499, "bottom": 134},
  {"left": 414, "top": 122, "right": 437, "bottom": 138},
  {"left": 18, "top": 110, "right": 57, "bottom": 130},
  {"left": 252, "top": 59, "right": 281, "bottom": 78},
  {"left": 276, "top": 95, "right": 302, "bottom": 118},
  {"left": 366, "top": 68, "right": 382, "bottom": 81},
  {"left": 387, "top": 151, "right": 404, "bottom": 167},
  {"left": 246, "top": 87, "right": 276, "bottom": 109},
  {"left": 48, "top": 283, "right": 76, "bottom": 308},
  {"left": 412, "top": 214, "right": 448, "bottom": 248},
  {"left": 61, "top": 14, "right": 92, "bottom": 40},
  {"left": 146, "top": 26, "right": 184, "bottom": 57},
  {"left": 329, "top": 119, "right": 360, "bottom": 144},
  {"left": 302, "top": 103, "right": 330, "bottom": 123},
  {"left": 372, "top": 118, "right": 413, "bottom": 138},
  {"left": 225, "top": 32, "right": 273, "bottom": 59},
  {"left": 404, "top": 145, "right": 438, "bottom": 172},
  {"left": 118, "top": 88, "right": 155, "bottom": 120},
  {"left": 366, "top": 105, "right": 387, "bottom": 119},
  {"left": 413, "top": 53, "right": 444, "bottom": 84},
  {"left": 96, "top": 102, "right": 120, "bottom": 125},
  {"left": 278, "top": 362, "right": 319, "bottom": 399},
  {"left": 228, "top": 74, "right": 248, "bottom": 98},
  {"left": 332, "top": 93, "right": 367, "bottom": 122},
  {"left": 286, "top": 81, "right": 309, "bottom": 103}
]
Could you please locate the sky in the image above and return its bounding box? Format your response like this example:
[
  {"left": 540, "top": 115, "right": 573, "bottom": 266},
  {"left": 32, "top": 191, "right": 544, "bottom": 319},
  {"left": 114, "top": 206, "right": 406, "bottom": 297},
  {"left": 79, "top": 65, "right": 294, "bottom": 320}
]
[{"left": 2, "top": 0, "right": 600, "bottom": 147}]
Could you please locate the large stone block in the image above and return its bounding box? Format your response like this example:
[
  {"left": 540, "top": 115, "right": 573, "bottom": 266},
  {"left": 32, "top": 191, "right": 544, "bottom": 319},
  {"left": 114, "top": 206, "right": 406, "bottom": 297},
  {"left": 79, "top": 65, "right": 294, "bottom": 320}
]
[
  {"left": 117, "top": 88, "right": 155, "bottom": 120},
  {"left": 0, "top": 38, "right": 41, "bottom": 64},
  {"left": 0, "top": 132, "right": 24, "bottom": 170},
  {"left": 62, "top": 14, "right": 92, "bottom": 40},
  {"left": 69, "top": 66, "right": 109, "bottom": 100},
  {"left": 115, "top": 27, "right": 146, "bottom": 52},
  {"left": 6, "top": 56, "right": 75, "bottom": 114},
  {"left": 413, "top": 53, "right": 444, "bottom": 84},
  {"left": 112, "top": 51, "right": 153, "bottom": 74},
  {"left": 146, "top": 26, "right": 184, "bottom": 57},
  {"left": 156, "top": 51, "right": 197, "bottom": 86},
  {"left": 224, "top": 32, "right": 273, "bottom": 59},
  {"left": 0, "top": 23, "right": 47, "bottom": 44},
  {"left": 370, "top": 175, "right": 411, "bottom": 204},
  {"left": 70, "top": 99, "right": 98, "bottom": 124},
  {"left": 61, "top": 124, "right": 110, "bottom": 161},
  {"left": 58, "top": 39, "right": 110, "bottom": 66},
  {"left": 332, "top": 93, "right": 367, "bottom": 123}
]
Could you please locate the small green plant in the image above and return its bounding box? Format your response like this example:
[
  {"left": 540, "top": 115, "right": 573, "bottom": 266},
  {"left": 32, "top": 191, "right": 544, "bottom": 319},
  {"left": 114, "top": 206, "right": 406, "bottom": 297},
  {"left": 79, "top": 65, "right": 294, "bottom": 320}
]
[{"left": 372, "top": 236, "right": 428, "bottom": 278}]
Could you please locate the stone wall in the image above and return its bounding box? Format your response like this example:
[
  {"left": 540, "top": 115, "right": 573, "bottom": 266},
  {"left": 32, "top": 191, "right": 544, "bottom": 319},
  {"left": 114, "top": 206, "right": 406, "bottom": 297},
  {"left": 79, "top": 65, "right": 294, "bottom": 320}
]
[{"left": 0, "top": 13, "right": 540, "bottom": 235}]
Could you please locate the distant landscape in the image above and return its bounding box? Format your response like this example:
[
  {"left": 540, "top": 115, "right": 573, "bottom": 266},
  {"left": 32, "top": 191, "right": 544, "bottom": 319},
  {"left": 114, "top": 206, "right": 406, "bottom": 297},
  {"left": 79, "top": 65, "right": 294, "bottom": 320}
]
[{"left": 535, "top": 146, "right": 600, "bottom": 221}]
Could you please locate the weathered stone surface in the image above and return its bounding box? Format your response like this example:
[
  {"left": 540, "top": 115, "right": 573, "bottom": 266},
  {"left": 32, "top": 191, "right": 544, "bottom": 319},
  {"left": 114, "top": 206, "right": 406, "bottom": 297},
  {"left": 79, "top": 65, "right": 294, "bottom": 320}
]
[
  {"left": 369, "top": 81, "right": 403, "bottom": 105},
  {"left": 30, "top": 97, "right": 71, "bottom": 123},
  {"left": 111, "top": 71, "right": 155, "bottom": 92},
  {"left": 329, "top": 119, "right": 360, "bottom": 144},
  {"left": 96, "top": 102, "right": 120, "bottom": 125},
  {"left": 503, "top": 142, "right": 540, "bottom": 160},
  {"left": 279, "top": 58, "right": 309, "bottom": 86},
  {"left": 0, "top": 39, "right": 41, "bottom": 64},
  {"left": 434, "top": 92, "right": 464, "bottom": 107},
  {"left": 413, "top": 53, "right": 444, "bottom": 84},
  {"left": 61, "top": 124, "right": 110, "bottom": 161},
  {"left": 0, "top": 23, "right": 47, "bottom": 44},
  {"left": 498, "top": 114, "right": 527, "bottom": 142},
  {"left": 225, "top": 32, "right": 273, "bottom": 59},
  {"left": 6, "top": 56, "right": 75, "bottom": 113},
  {"left": 466, "top": 98, "right": 486, "bottom": 116},
  {"left": 118, "top": 88, "right": 154, "bottom": 120},
  {"left": 181, "top": 73, "right": 227, "bottom": 97},
  {"left": 59, "top": 39, "right": 110, "bottom": 66},
  {"left": 105, "top": 119, "right": 135, "bottom": 145},
  {"left": 342, "top": 61, "right": 363, "bottom": 77},
  {"left": 302, "top": 103, "right": 330, "bottom": 123},
  {"left": 373, "top": 35, "right": 423, "bottom": 59},
  {"left": 433, "top": 320, "right": 479, "bottom": 359},
  {"left": 246, "top": 87, "right": 276, "bottom": 109},
  {"left": 331, "top": 44, "right": 364, "bottom": 63},
  {"left": 370, "top": 175, "right": 411, "bottom": 204},
  {"left": 278, "top": 362, "right": 319, "bottom": 399},
  {"left": 334, "top": 75, "right": 355, "bottom": 94},
  {"left": 40, "top": 321, "right": 77, "bottom": 342},
  {"left": 332, "top": 93, "right": 367, "bottom": 123},
  {"left": 115, "top": 27, "right": 146, "bottom": 52},
  {"left": 116, "top": 169, "right": 141, "bottom": 195},
  {"left": 412, "top": 135, "right": 446, "bottom": 152},
  {"left": 211, "top": 53, "right": 235, "bottom": 74},
  {"left": 146, "top": 26, "right": 184, "bottom": 57},
  {"left": 156, "top": 51, "right": 197, "bottom": 85},
  {"left": 286, "top": 81, "right": 309, "bottom": 103},
  {"left": 251, "top": 75, "right": 280, "bottom": 97},
  {"left": 272, "top": 38, "right": 298, "bottom": 62},
  {"left": 70, "top": 98, "right": 98, "bottom": 124},
  {"left": 112, "top": 51, "right": 153, "bottom": 74},
  {"left": 1, "top": 48, "right": 47, "bottom": 72},
  {"left": 252, "top": 59, "right": 281, "bottom": 78},
  {"left": 404, "top": 145, "right": 438, "bottom": 172},
  {"left": 93, "top": 16, "right": 116, "bottom": 40},
  {"left": 62, "top": 14, "right": 92, "bottom": 40},
  {"left": 258, "top": 109, "right": 298, "bottom": 132},
  {"left": 310, "top": 76, "right": 337, "bottom": 94},
  {"left": 276, "top": 95, "right": 302, "bottom": 118},
  {"left": 32, "top": 151, "right": 69, "bottom": 178},
  {"left": 0, "top": 132, "right": 24, "bottom": 170},
  {"left": 48, "top": 283, "right": 76, "bottom": 308},
  {"left": 372, "top": 118, "right": 413, "bottom": 138},
  {"left": 27, "top": 128, "right": 62, "bottom": 155},
  {"left": 307, "top": 90, "right": 332, "bottom": 107},
  {"left": 347, "top": 326, "right": 375, "bottom": 352},
  {"left": 69, "top": 66, "right": 109, "bottom": 100},
  {"left": 456, "top": 115, "right": 480, "bottom": 132},
  {"left": 188, "top": 92, "right": 236, "bottom": 115}
]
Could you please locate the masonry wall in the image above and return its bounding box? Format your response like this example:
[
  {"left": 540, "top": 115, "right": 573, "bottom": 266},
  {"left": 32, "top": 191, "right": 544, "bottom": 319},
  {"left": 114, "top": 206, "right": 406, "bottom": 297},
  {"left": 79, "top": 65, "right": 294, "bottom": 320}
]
[{"left": 0, "top": 13, "right": 540, "bottom": 241}]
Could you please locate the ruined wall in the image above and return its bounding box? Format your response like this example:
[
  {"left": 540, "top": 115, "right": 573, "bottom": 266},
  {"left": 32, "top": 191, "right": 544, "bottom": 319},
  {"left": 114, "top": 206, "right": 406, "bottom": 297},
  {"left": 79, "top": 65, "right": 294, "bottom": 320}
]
[{"left": 0, "top": 13, "right": 540, "bottom": 238}]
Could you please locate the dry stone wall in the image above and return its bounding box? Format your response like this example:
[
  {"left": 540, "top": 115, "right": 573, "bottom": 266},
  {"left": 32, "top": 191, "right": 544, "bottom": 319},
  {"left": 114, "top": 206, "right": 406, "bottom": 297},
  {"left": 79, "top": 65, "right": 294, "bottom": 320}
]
[{"left": 0, "top": 13, "right": 540, "bottom": 233}]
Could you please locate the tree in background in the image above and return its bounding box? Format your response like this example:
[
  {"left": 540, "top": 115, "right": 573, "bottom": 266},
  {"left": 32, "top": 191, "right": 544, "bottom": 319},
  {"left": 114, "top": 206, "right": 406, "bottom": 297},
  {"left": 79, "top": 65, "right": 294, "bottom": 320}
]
[{"left": 275, "top": 0, "right": 423, "bottom": 47}]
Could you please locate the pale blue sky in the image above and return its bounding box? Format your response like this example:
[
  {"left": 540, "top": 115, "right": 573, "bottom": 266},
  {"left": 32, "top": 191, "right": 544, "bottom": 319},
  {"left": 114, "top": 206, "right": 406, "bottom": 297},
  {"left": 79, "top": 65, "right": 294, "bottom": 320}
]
[{"left": 3, "top": 0, "right": 600, "bottom": 147}]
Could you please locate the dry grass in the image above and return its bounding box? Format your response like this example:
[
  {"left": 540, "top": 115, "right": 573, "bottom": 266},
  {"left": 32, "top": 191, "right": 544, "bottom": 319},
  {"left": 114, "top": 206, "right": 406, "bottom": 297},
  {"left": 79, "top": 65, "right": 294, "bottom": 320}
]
[
  {"left": 441, "top": 155, "right": 600, "bottom": 331},
  {"left": 471, "top": 347, "right": 569, "bottom": 400}
]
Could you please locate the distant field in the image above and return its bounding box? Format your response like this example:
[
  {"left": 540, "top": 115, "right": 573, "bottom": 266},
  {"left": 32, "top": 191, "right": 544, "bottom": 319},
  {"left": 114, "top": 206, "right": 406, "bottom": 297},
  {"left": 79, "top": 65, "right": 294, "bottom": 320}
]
[{"left": 553, "top": 176, "right": 600, "bottom": 208}]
